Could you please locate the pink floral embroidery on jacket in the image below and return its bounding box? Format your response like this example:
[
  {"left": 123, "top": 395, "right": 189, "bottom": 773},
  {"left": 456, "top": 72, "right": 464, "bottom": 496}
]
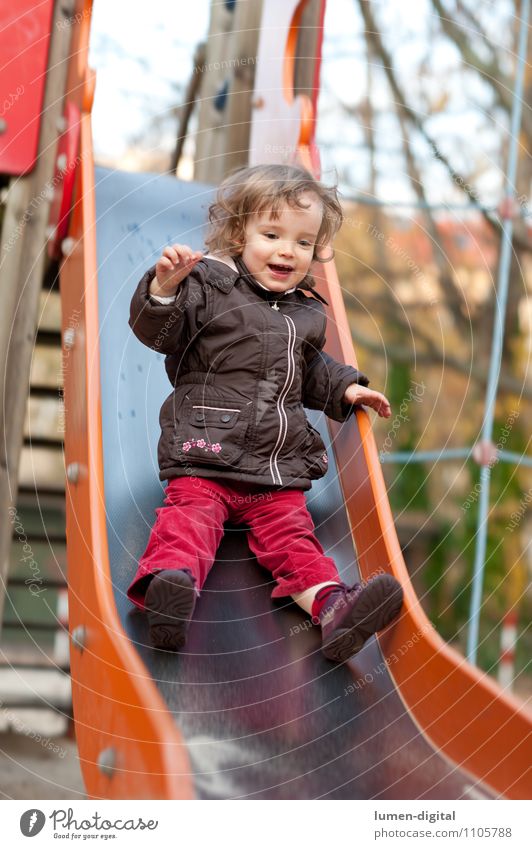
[{"left": 182, "top": 438, "right": 223, "bottom": 455}]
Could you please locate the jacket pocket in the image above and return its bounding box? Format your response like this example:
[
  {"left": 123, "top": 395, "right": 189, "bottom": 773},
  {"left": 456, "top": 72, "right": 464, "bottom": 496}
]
[
  {"left": 302, "top": 423, "right": 329, "bottom": 476},
  {"left": 174, "top": 399, "right": 249, "bottom": 467}
]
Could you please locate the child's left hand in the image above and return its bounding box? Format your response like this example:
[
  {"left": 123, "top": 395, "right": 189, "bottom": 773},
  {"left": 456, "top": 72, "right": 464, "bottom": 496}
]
[{"left": 343, "top": 384, "right": 391, "bottom": 418}]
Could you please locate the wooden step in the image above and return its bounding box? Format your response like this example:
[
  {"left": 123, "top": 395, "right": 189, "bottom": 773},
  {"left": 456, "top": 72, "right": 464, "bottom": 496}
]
[{"left": 0, "top": 666, "right": 71, "bottom": 709}]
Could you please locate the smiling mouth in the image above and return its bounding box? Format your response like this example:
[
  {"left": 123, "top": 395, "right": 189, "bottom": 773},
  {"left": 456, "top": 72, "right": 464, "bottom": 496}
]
[{"left": 268, "top": 263, "right": 294, "bottom": 274}]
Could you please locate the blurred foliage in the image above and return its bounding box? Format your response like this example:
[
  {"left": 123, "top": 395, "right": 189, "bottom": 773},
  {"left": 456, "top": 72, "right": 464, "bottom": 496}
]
[{"left": 386, "top": 360, "right": 430, "bottom": 513}]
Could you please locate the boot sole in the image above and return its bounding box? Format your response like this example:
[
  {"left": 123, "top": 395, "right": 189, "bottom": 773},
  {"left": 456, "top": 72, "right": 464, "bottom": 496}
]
[
  {"left": 322, "top": 574, "right": 403, "bottom": 663},
  {"left": 145, "top": 570, "right": 196, "bottom": 651}
]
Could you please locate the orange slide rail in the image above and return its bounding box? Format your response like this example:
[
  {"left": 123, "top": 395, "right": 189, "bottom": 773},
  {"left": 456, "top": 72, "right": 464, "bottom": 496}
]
[
  {"left": 59, "top": 0, "right": 531, "bottom": 799},
  {"left": 313, "top": 253, "right": 532, "bottom": 799},
  {"left": 256, "top": 0, "right": 532, "bottom": 796},
  {"left": 60, "top": 0, "right": 194, "bottom": 799}
]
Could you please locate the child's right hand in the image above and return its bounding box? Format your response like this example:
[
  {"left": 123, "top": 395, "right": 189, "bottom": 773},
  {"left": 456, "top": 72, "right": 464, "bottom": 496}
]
[{"left": 151, "top": 244, "right": 203, "bottom": 296}]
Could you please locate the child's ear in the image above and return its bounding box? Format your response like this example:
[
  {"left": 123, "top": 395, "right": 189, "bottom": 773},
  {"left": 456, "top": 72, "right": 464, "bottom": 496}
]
[{"left": 314, "top": 245, "right": 335, "bottom": 263}]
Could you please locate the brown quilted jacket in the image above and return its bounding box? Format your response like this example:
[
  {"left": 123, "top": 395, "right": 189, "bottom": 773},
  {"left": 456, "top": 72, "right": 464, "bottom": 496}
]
[{"left": 129, "top": 256, "right": 369, "bottom": 490}]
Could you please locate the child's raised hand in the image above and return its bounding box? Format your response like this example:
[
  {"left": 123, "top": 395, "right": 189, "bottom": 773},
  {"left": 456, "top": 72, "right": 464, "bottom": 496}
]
[
  {"left": 152, "top": 244, "right": 203, "bottom": 296},
  {"left": 343, "top": 384, "right": 391, "bottom": 418}
]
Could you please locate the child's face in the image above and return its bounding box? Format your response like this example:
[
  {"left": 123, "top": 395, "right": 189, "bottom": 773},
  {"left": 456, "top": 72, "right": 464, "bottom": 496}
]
[{"left": 241, "top": 192, "right": 323, "bottom": 293}]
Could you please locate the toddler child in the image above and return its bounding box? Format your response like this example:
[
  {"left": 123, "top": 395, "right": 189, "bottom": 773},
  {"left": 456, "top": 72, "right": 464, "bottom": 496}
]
[{"left": 127, "top": 163, "right": 403, "bottom": 662}]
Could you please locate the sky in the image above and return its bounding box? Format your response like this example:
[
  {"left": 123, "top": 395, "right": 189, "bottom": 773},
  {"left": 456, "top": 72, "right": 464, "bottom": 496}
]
[
  {"left": 88, "top": 0, "right": 514, "bottom": 211},
  {"left": 90, "top": 0, "right": 210, "bottom": 159}
]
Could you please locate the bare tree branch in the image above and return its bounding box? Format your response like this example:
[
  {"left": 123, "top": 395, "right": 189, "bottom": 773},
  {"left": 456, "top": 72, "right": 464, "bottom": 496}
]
[
  {"left": 354, "top": 0, "right": 532, "bottom": 255},
  {"left": 351, "top": 323, "right": 531, "bottom": 400},
  {"left": 394, "top": 93, "right": 471, "bottom": 332},
  {"left": 455, "top": 0, "right": 498, "bottom": 60},
  {"left": 169, "top": 42, "right": 206, "bottom": 174},
  {"left": 431, "top": 0, "right": 532, "bottom": 140}
]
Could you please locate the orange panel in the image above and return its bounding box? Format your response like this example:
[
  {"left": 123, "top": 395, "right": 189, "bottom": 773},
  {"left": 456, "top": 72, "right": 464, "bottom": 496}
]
[
  {"left": 61, "top": 114, "right": 194, "bottom": 800},
  {"left": 59, "top": 0, "right": 195, "bottom": 798}
]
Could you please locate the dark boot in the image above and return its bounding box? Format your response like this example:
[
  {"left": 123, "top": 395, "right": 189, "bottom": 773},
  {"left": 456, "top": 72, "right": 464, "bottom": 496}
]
[
  {"left": 144, "top": 569, "right": 197, "bottom": 651},
  {"left": 318, "top": 574, "right": 403, "bottom": 663}
]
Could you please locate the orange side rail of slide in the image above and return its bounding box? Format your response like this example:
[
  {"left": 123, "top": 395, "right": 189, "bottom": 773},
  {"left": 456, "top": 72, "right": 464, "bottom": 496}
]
[
  {"left": 60, "top": 0, "right": 194, "bottom": 799},
  {"left": 313, "top": 250, "right": 532, "bottom": 799},
  {"left": 59, "top": 0, "right": 531, "bottom": 799}
]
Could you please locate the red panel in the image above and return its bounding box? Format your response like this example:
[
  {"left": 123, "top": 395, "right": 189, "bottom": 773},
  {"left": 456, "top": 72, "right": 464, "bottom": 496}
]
[
  {"left": 0, "top": 0, "right": 54, "bottom": 175},
  {"left": 48, "top": 100, "right": 81, "bottom": 259}
]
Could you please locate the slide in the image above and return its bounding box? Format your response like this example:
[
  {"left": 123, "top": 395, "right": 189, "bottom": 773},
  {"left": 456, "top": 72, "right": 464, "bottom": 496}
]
[{"left": 60, "top": 131, "right": 531, "bottom": 798}]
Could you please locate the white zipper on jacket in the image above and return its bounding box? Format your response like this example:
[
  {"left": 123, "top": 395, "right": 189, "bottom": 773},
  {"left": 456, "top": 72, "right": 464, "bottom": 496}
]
[{"left": 269, "top": 313, "right": 297, "bottom": 485}]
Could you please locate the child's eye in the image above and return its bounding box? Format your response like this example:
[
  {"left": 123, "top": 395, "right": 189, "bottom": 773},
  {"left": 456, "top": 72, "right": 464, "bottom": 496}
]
[
  {"left": 298, "top": 240, "right": 312, "bottom": 248},
  {"left": 264, "top": 232, "right": 278, "bottom": 239}
]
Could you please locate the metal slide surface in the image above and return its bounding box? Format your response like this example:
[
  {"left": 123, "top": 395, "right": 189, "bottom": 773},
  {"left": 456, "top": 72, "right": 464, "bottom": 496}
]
[{"left": 94, "top": 166, "right": 495, "bottom": 799}]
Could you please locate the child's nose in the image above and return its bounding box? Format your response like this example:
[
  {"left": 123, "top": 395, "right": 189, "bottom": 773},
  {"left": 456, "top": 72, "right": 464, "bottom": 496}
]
[{"left": 278, "top": 241, "right": 295, "bottom": 256}]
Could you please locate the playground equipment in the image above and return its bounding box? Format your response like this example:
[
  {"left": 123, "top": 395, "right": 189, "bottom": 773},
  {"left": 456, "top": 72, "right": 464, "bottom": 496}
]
[{"left": 8, "top": 0, "right": 530, "bottom": 798}]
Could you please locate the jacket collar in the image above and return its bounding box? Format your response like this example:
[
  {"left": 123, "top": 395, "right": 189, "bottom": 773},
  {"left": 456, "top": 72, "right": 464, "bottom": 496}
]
[{"left": 232, "top": 255, "right": 329, "bottom": 305}]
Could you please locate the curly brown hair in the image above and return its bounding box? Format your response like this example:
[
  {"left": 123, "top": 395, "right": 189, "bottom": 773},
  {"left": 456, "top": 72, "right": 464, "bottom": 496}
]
[{"left": 205, "top": 164, "right": 343, "bottom": 264}]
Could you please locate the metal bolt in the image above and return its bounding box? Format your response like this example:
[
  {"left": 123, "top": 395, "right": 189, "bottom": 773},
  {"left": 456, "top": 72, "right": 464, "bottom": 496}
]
[
  {"left": 66, "top": 462, "right": 80, "bottom": 483},
  {"left": 45, "top": 224, "right": 56, "bottom": 242},
  {"left": 97, "top": 747, "right": 117, "bottom": 778},
  {"left": 61, "top": 237, "right": 75, "bottom": 256},
  {"left": 56, "top": 152, "right": 68, "bottom": 172},
  {"left": 0, "top": 118, "right": 7, "bottom": 134},
  {"left": 63, "top": 327, "right": 75, "bottom": 349},
  {"left": 71, "top": 625, "right": 87, "bottom": 652},
  {"left": 56, "top": 115, "right": 67, "bottom": 133}
]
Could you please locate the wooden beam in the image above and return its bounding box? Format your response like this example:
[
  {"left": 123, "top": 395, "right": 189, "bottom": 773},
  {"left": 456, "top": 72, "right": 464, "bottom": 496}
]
[{"left": 194, "top": 0, "right": 263, "bottom": 182}]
